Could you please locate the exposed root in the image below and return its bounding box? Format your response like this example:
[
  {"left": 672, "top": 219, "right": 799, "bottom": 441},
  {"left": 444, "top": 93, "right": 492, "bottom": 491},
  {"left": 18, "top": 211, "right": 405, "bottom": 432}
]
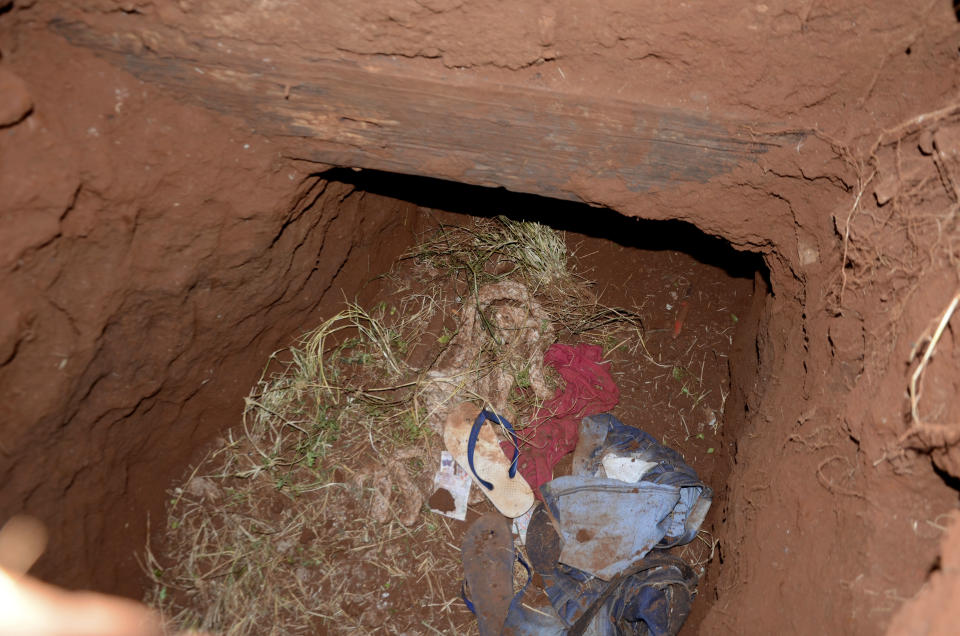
[
  {"left": 827, "top": 104, "right": 960, "bottom": 311},
  {"left": 816, "top": 455, "right": 867, "bottom": 500},
  {"left": 900, "top": 291, "right": 960, "bottom": 448}
]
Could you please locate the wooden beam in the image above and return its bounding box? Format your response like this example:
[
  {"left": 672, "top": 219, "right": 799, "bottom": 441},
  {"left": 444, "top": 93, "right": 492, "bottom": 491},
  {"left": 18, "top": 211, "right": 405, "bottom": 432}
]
[{"left": 51, "top": 18, "right": 796, "bottom": 203}]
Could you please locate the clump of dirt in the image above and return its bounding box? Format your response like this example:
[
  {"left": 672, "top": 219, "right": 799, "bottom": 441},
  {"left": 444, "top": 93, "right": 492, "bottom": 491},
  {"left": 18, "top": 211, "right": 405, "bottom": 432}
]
[
  {"left": 144, "top": 214, "right": 755, "bottom": 634},
  {"left": 886, "top": 511, "right": 960, "bottom": 635}
]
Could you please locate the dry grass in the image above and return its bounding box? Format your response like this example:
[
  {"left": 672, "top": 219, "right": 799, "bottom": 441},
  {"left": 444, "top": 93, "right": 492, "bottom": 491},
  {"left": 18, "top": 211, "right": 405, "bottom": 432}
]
[
  {"left": 142, "top": 215, "right": 650, "bottom": 634},
  {"left": 409, "top": 215, "right": 570, "bottom": 291},
  {"left": 142, "top": 303, "right": 457, "bottom": 634},
  {"left": 409, "top": 215, "right": 646, "bottom": 340},
  {"left": 678, "top": 530, "right": 719, "bottom": 580}
]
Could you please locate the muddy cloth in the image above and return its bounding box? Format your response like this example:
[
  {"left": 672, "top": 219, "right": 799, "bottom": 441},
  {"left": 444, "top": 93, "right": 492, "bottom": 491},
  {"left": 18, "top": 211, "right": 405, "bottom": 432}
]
[
  {"left": 501, "top": 344, "right": 619, "bottom": 498},
  {"left": 524, "top": 504, "right": 697, "bottom": 636},
  {"left": 541, "top": 414, "right": 712, "bottom": 580},
  {"left": 503, "top": 602, "right": 566, "bottom": 636},
  {"left": 541, "top": 555, "right": 697, "bottom": 636}
]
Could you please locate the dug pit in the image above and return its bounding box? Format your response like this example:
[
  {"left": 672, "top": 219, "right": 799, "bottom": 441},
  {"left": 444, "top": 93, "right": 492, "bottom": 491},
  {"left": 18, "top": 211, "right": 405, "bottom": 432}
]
[
  {"left": 136, "top": 174, "right": 765, "bottom": 633},
  {"left": 3, "top": 2, "right": 960, "bottom": 635}
]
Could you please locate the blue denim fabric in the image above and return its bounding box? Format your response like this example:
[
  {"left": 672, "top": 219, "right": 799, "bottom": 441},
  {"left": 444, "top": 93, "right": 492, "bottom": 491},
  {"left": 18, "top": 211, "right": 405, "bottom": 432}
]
[
  {"left": 540, "top": 414, "right": 711, "bottom": 580},
  {"left": 539, "top": 558, "right": 696, "bottom": 636},
  {"left": 503, "top": 600, "right": 567, "bottom": 636},
  {"left": 541, "top": 476, "right": 682, "bottom": 580},
  {"left": 524, "top": 504, "right": 698, "bottom": 636}
]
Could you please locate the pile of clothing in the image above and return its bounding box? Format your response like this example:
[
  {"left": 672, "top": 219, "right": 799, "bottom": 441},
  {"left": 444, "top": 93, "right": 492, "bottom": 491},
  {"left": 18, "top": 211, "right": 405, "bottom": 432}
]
[{"left": 442, "top": 344, "right": 712, "bottom": 636}]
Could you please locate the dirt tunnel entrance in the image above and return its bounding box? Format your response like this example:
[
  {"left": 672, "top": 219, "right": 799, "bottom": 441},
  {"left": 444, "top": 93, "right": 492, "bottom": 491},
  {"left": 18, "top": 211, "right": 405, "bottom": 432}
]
[{"left": 3, "top": 2, "right": 960, "bottom": 635}]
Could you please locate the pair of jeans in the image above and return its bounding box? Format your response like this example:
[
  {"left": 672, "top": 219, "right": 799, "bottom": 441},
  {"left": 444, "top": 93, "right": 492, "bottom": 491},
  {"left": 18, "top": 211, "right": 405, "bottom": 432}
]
[{"left": 541, "top": 414, "right": 712, "bottom": 580}]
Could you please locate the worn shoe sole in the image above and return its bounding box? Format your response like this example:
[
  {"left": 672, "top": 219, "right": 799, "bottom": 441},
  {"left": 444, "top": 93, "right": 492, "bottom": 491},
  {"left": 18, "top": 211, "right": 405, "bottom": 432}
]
[{"left": 462, "top": 512, "right": 515, "bottom": 636}]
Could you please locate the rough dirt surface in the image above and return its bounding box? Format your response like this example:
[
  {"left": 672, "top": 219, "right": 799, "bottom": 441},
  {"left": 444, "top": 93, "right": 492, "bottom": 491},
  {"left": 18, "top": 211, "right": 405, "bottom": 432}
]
[
  {"left": 2, "top": 0, "right": 960, "bottom": 634},
  {"left": 0, "top": 2, "right": 425, "bottom": 596},
  {"left": 886, "top": 512, "right": 960, "bottom": 636}
]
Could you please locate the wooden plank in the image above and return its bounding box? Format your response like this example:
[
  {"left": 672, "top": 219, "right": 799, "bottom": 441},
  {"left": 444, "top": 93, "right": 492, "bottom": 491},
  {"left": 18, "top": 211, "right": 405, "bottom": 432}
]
[{"left": 50, "top": 18, "right": 795, "bottom": 202}]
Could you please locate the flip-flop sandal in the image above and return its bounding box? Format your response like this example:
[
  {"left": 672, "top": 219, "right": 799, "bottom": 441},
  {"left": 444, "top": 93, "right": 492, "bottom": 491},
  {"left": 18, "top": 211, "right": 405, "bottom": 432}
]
[
  {"left": 461, "top": 512, "right": 520, "bottom": 636},
  {"left": 461, "top": 511, "right": 564, "bottom": 636},
  {"left": 444, "top": 403, "right": 534, "bottom": 518}
]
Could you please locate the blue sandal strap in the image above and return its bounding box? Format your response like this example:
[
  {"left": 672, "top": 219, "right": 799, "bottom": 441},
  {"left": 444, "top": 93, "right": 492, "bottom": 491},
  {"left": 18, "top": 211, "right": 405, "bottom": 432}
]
[
  {"left": 462, "top": 581, "right": 476, "bottom": 614},
  {"left": 514, "top": 551, "right": 532, "bottom": 597},
  {"left": 467, "top": 410, "right": 521, "bottom": 491}
]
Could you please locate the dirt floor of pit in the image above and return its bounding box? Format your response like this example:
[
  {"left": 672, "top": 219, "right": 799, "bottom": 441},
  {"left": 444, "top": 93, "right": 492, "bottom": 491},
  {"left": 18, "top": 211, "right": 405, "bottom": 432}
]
[
  {"left": 569, "top": 221, "right": 760, "bottom": 634},
  {"left": 147, "top": 205, "right": 759, "bottom": 634}
]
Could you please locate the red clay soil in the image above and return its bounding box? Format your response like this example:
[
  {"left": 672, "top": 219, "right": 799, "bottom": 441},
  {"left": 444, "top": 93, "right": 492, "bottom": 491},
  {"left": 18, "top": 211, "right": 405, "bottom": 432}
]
[
  {"left": 2, "top": 1, "right": 960, "bottom": 634},
  {"left": 570, "top": 226, "right": 759, "bottom": 634}
]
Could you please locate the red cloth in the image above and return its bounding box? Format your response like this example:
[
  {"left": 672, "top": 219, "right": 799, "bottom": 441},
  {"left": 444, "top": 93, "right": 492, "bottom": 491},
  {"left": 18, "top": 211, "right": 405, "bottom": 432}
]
[{"left": 501, "top": 343, "right": 619, "bottom": 498}]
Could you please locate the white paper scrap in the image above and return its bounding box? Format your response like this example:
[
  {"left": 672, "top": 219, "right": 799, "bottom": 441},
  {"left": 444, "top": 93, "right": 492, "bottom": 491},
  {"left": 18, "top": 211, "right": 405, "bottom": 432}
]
[
  {"left": 511, "top": 504, "right": 535, "bottom": 544},
  {"left": 429, "top": 450, "right": 472, "bottom": 521}
]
